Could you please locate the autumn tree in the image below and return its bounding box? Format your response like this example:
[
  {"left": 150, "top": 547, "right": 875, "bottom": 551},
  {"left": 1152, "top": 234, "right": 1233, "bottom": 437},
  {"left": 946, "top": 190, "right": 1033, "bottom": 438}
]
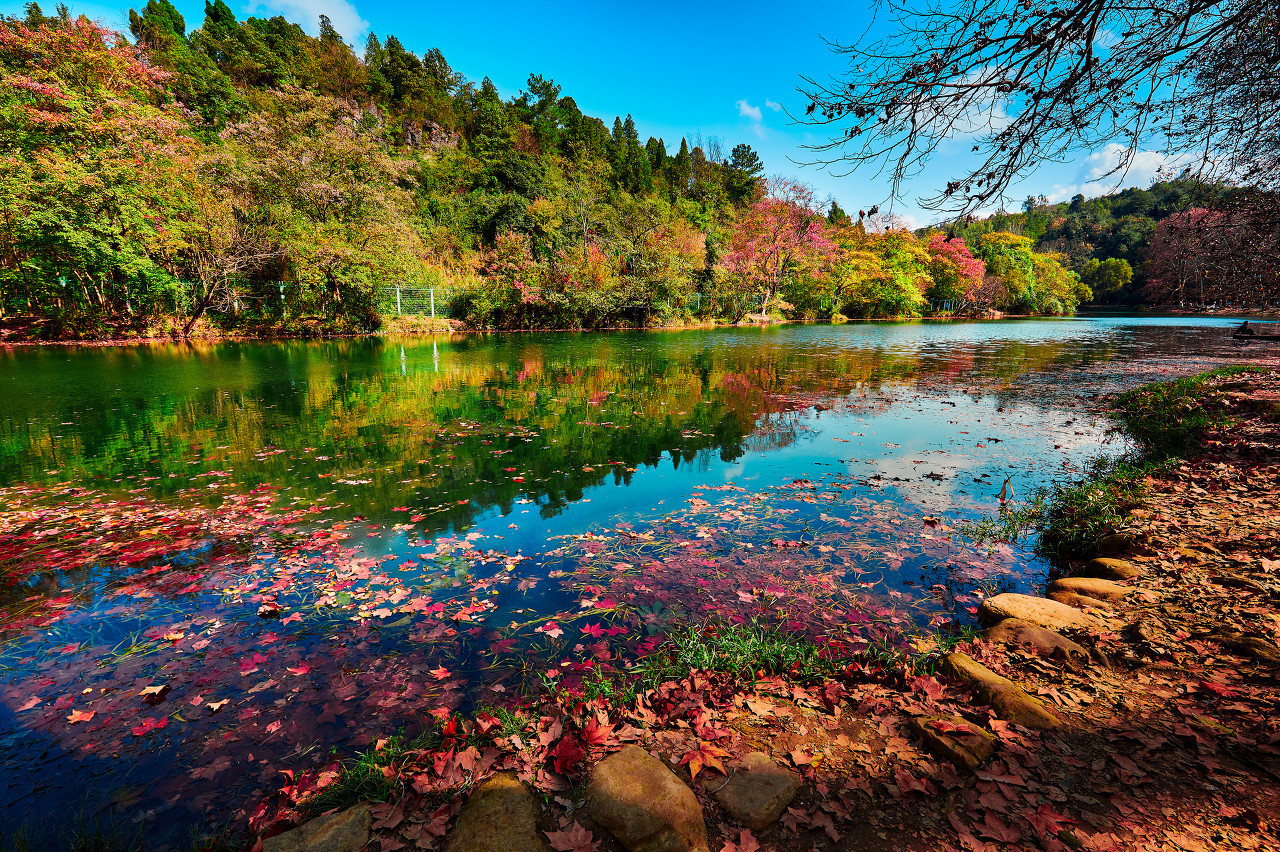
[
  {"left": 924, "top": 233, "right": 985, "bottom": 306},
  {"left": 723, "top": 177, "right": 835, "bottom": 316},
  {"left": 1143, "top": 208, "right": 1280, "bottom": 306},
  {"left": 0, "top": 15, "right": 192, "bottom": 323}
]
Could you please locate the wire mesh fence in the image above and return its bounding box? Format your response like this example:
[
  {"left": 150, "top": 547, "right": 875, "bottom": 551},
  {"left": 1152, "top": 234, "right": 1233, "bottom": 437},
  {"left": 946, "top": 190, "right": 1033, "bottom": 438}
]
[{"left": 374, "top": 286, "right": 475, "bottom": 318}]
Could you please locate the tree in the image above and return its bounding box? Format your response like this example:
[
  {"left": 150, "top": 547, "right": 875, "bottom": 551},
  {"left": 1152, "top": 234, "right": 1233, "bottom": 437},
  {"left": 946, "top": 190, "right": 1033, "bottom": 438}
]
[
  {"left": 725, "top": 143, "right": 764, "bottom": 203},
  {"left": 670, "top": 138, "right": 692, "bottom": 198},
  {"left": 723, "top": 177, "right": 835, "bottom": 315},
  {"left": 0, "top": 15, "right": 193, "bottom": 322},
  {"left": 1143, "top": 207, "right": 1280, "bottom": 306},
  {"left": 801, "top": 0, "right": 1280, "bottom": 214},
  {"left": 128, "top": 0, "right": 243, "bottom": 127},
  {"left": 1080, "top": 257, "right": 1133, "bottom": 304},
  {"left": 924, "top": 233, "right": 985, "bottom": 305}
]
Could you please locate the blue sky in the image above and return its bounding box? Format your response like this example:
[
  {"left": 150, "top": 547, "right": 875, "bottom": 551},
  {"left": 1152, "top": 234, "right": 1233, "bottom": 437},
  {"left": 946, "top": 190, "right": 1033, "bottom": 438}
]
[{"left": 4, "top": 0, "right": 1184, "bottom": 225}]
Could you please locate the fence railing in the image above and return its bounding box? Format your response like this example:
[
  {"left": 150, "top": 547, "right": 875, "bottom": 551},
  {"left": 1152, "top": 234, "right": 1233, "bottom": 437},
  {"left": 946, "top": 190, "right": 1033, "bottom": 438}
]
[{"left": 374, "top": 285, "right": 476, "bottom": 318}]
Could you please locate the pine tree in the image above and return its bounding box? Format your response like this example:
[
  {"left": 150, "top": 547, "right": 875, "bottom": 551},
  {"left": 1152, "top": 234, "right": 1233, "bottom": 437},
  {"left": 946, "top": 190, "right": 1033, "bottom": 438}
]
[{"left": 672, "top": 138, "right": 693, "bottom": 198}]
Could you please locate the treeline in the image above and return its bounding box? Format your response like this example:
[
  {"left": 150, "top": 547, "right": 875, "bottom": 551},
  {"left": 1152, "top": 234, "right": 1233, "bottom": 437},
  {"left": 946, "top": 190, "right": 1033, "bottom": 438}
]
[
  {"left": 945, "top": 180, "right": 1280, "bottom": 308},
  {"left": 0, "top": 3, "right": 1089, "bottom": 339}
]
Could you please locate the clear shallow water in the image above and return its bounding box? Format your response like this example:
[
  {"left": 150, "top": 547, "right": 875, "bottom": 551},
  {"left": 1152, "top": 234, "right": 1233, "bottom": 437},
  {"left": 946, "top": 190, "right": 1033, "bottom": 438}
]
[{"left": 0, "top": 316, "right": 1276, "bottom": 845}]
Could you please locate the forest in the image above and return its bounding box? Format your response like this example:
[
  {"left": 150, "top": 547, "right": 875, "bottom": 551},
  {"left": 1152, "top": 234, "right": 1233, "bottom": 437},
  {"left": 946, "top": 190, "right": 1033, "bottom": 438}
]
[
  {"left": 3, "top": 3, "right": 1274, "bottom": 340},
  {"left": 952, "top": 182, "right": 1280, "bottom": 309},
  {"left": 0, "top": 2, "right": 1103, "bottom": 339}
]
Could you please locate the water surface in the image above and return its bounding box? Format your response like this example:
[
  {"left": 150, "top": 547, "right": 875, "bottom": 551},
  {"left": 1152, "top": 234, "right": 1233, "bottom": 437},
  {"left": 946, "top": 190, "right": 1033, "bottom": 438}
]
[{"left": 1, "top": 316, "right": 1275, "bottom": 845}]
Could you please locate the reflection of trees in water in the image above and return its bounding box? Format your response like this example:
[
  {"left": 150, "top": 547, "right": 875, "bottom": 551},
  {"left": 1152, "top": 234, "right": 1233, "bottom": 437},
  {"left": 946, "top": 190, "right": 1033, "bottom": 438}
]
[
  {"left": 3, "top": 325, "right": 1216, "bottom": 525},
  {"left": 744, "top": 410, "right": 805, "bottom": 454}
]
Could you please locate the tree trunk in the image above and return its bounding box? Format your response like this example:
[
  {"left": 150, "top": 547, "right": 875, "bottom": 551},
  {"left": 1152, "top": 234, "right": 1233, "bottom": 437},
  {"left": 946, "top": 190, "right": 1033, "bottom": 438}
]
[{"left": 182, "top": 283, "right": 217, "bottom": 337}]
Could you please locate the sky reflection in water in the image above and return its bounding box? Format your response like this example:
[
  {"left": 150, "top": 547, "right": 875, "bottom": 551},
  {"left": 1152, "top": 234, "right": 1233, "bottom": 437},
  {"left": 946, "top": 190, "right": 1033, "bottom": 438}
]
[{"left": 0, "top": 316, "right": 1276, "bottom": 844}]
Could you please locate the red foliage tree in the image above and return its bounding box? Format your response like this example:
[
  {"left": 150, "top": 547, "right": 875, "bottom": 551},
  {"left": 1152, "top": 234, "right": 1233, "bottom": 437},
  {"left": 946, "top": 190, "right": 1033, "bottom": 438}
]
[
  {"left": 1144, "top": 206, "right": 1280, "bottom": 307},
  {"left": 724, "top": 177, "right": 835, "bottom": 315}
]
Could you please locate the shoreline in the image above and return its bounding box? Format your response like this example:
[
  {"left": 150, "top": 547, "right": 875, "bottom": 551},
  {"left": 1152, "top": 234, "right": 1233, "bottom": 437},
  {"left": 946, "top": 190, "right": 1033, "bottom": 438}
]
[
  {"left": 2, "top": 308, "right": 1273, "bottom": 349},
  {"left": 4, "top": 367, "right": 1279, "bottom": 851},
  {"left": 268, "top": 366, "right": 1280, "bottom": 852}
]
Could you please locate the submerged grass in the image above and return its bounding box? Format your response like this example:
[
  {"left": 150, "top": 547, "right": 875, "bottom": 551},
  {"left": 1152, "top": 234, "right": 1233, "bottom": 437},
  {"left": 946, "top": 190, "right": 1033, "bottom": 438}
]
[
  {"left": 0, "top": 815, "right": 241, "bottom": 852},
  {"left": 963, "top": 365, "right": 1273, "bottom": 561}
]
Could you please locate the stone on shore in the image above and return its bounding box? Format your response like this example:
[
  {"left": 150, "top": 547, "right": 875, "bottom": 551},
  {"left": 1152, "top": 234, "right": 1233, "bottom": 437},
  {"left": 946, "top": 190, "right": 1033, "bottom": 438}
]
[
  {"left": 444, "top": 772, "right": 552, "bottom": 852},
  {"left": 978, "top": 593, "right": 1105, "bottom": 632},
  {"left": 907, "top": 716, "right": 996, "bottom": 773},
  {"left": 939, "top": 652, "right": 1060, "bottom": 730},
  {"left": 1048, "top": 590, "right": 1115, "bottom": 611},
  {"left": 1049, "top": 577, "right": 1138, "bottom": 601},
  {"left": 1212, "top": 630, "right": 1280, "bottom": 666},
  {"left": 984, "top": 618, "right": 1090, "bottom": 666},
  {"left": 1073, "top": 558, "right": 1143, "bottom": 581},
  {"left": 712, "top": 752, "right": 799, "bottom": 831},
  {"left": 263, "top": 805, "right": 371, "bottom": 852},
  {"left": 587, "top": 745, "right": 709, "bottom": 852}
]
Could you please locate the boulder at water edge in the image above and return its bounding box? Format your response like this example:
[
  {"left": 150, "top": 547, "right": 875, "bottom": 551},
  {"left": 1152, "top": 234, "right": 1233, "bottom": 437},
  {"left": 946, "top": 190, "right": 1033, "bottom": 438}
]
[
  {"left": 984, "top": 618, "right": 1090, "bottom": 667},
  {"left": 444, "top": 772, "right": 552, "bottom": 852},
  {"left": 939, "top": 652, "right": 1061, "bottom": 730},
  {"left": 1073, "top": 558, "right": 1143, "bottom": 582},
  {"left": 587, "top": 745, "right": 710, "bottom": 852},
  {"left": 978, "top": 593, "right": 1106, "bottom": 632},
  {"left": 263, "top": 805, "right": 371, "bottom": 852},
  {"left": 1049, "top": 576, "right": 1140, "bottom": 601}
]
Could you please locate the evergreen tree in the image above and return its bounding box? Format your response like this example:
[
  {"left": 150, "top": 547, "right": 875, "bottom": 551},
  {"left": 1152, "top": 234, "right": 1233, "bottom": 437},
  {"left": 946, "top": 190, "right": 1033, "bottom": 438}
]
[
  {"left": 129, "top": 0, "right": 243, "bottom": 127},
  {"left": 645, "top": 137, "right": 666, "bottom": 173},
  {"left": 363, "top": 33, "right": 392, "bottom": 102},
  {"left": 671, "top": 138, "right": 693, "bottom": 198},
  {"left": 725, "top": 142, "right": 764, "bottom": 203}
]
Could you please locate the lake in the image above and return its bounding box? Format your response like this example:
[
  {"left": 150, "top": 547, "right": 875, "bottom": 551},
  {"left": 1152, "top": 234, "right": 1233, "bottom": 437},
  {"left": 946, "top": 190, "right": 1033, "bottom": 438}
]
[{"left": 0, "top": 316, "right": 1275, "bottom": 846}]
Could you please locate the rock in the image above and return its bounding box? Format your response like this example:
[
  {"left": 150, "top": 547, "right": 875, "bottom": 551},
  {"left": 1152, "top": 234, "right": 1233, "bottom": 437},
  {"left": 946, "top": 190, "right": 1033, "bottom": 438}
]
[
  {"left": 587, "top": 745, "right": 709, "bottom": 852},
  {"left": 263, "top": 805, "right": 371, "bottom": 852},
  {"left": 908, "top": 716, "right": 995, "bottom": 773},
  {"left": 1073, "top": 558, "right": 1142, "bottom": 581},
  {"left": 1096, "top": 532, "right": 1138, "bottom": 556},
  {"left": 1048, "top": 577, "right": 1137, "bottom": 601},
  {"left": 444, "top": 772, "right": 551, "bottom": 852},
  {"left": 1047, "top": 590, "right": 1115, "bottom": 611},
  {"left": 938, "top": 653, "right": 1060, "bottom": 730},
  {"left": 712, "top": 752, "right": 799, "bottom": 831},
  {"left": 984, "top": 618, "right": 1090, "bottom": 666},
  {"left": 1211, "top": 630, "right": 1280, "bottom": 665},
  {"left": 978, "top": 593, "right": 1105, "bottom": 632}
]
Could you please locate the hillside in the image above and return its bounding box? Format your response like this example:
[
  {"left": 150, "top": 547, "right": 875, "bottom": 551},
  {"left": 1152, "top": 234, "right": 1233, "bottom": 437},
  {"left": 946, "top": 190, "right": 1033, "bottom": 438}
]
[{"left": 1, "top": 3, "right": 1093, "bottom": 339}]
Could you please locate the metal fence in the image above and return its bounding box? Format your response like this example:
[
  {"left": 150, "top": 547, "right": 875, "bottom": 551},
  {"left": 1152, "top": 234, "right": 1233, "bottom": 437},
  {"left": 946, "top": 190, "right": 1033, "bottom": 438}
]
[{"left": 375, "top": 285, "right": 475, "bottom": 318}]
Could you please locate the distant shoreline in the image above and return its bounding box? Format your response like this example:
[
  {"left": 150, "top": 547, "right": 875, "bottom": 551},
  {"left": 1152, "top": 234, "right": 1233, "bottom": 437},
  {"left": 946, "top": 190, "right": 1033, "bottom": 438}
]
[{"left": 2, "top": 308, "right": 1276, "bottom": 348}]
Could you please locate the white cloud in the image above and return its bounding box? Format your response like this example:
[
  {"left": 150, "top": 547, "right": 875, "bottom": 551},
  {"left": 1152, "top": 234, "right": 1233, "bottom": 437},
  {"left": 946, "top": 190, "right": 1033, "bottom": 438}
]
[
  {"left": 736, "top": 99, "right": 763, "bottom": 122},
  {"left": 765, "top": 99, "right": 783, "bottom": 112},
  {"left": 1043, "top": 144, "right": 1198, "bottom": 203},
  {"left": 246, "top": 0, "right": 369, "bottom": 42}
]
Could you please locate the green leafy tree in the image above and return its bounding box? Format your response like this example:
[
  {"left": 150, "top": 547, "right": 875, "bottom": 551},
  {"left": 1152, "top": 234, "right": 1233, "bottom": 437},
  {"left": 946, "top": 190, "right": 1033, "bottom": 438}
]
[
  {"left": 1081, "top": 257, "right": 1133, "bottom": 303},
  {"left": 0, "top": 15, "right": 192, "bottom": 325}
]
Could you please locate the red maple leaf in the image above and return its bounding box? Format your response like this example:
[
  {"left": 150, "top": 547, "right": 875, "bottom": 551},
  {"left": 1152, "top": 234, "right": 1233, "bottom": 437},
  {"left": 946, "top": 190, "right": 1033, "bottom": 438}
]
[
  {"left": 548, "top": 736, "right": 587, "bottom": 775},
  {"left": 719, "top": 829, "right": 761, "bottom": 852},
  {"left": 679, "top": 741, "right": 731, "bottom": 782},
  {"left": 1025, "top": 804, "right": 1076, "bottom": 840},
  {"left": 581, "top": 717, "right": 615, "bottom": 751},
  {"left": 544, "top": 821, "right": 598, "bottom": 852}
]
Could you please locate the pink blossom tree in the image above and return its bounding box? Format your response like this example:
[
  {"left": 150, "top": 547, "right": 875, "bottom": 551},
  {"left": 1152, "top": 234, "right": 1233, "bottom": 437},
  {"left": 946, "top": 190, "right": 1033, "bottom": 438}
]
[
  {"left": 924, "top": 233, "right": 985, "bottom": 306},
  {"left": 724, "top": 177, "right": 835, "bottom": 316}
]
